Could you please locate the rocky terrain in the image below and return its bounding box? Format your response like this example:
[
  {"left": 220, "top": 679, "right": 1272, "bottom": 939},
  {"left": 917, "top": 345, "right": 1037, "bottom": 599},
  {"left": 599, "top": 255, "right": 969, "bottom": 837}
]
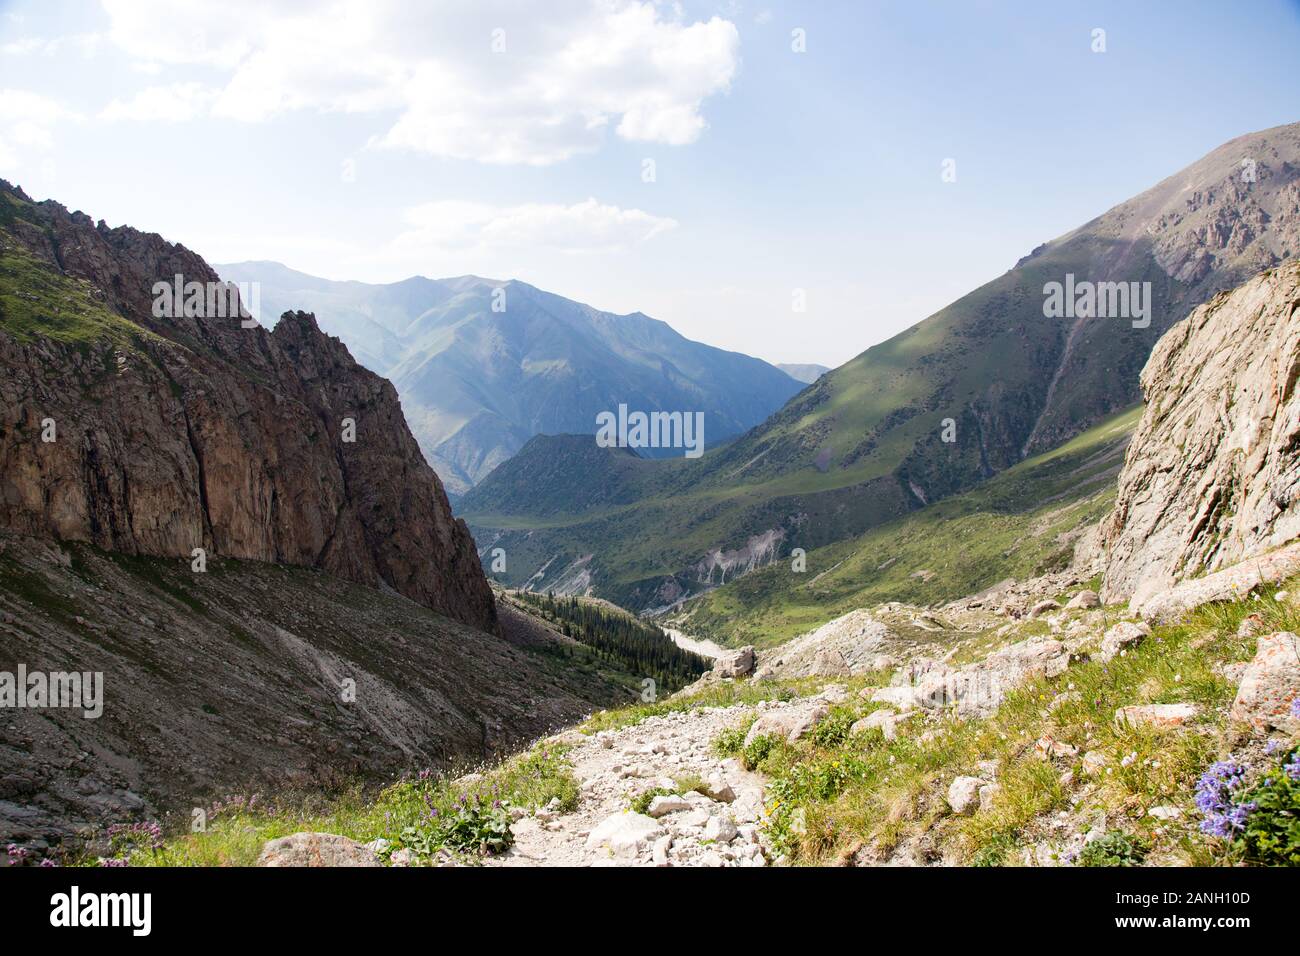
[
  {"left": 1101, "top": 260, "right": 1300, "bottom": 607},
  {"left": 485, "top": 706, "right": 772, "bottom": 867},
  {"left": 0, "top": 181, "right": 494, "bottom": 632},
  {"left": 0, "top": 183, "right": 650, "bottom": 853},
  {"left": 0, "top": 532, "right": 629, "bottom": 850}
]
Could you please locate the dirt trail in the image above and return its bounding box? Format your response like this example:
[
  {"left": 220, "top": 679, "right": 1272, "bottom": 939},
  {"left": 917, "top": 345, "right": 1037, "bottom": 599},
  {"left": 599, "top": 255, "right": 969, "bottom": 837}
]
[{"left": 485, "top": 699, "right": 780, "bottom": 867}]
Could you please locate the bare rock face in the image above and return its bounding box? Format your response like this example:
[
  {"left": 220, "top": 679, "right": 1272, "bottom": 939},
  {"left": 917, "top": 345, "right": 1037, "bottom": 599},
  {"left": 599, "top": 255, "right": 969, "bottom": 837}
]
[
  {"left": 0, "top": 182, "right": 495, "bottom": 632},
  {"left": 1101, "top": 261, "right": 1300, "bottom": 607}
]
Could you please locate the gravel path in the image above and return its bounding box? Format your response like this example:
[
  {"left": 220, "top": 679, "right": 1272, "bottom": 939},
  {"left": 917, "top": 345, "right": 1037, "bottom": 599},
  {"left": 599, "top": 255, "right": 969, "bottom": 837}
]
[{"left": 484, "top": 700, "right": 778, "bottom": 867}]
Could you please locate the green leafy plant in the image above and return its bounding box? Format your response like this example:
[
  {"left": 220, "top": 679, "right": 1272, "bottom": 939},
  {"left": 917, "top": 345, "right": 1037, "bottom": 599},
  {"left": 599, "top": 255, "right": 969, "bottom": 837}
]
[
  {"left": 712, "top": 725, "right": 748, "bottom": 757},
  {"left": 1234, "top": 750, "right": 1300, "bottom": 865},
  {"left": 398, "top": 794, "right": 514, "bottom": 859},
  {"left": 809, "top": 708, "right": 857, "bottom": 748},
  {"left": 742, "top": 733, "right": 779, "bottom": 771},
  {"left": 1076, "top": 830, "right": 1149, "bottom": 867},
  {"left": 629, "top": 788, "right": 673, "bottom": 815}
]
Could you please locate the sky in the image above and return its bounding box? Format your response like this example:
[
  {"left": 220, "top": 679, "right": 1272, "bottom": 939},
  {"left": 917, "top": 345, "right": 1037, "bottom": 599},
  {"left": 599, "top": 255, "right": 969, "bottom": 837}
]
[{"left": 1, "top": 1, "right": 1299, "bottom": 368}]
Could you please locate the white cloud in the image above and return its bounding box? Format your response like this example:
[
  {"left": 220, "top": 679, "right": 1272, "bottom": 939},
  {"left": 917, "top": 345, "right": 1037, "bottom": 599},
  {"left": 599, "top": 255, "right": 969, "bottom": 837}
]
[
  {"left": 98, "top": 0, "right": 739, "bottom": 164},
  {"left": 100, "top": 82, "right": 218, "bottom": 122},
  {"left": 1, "top": 33, "right": 102, "bottom": 57},
  {"left": 397, "top": 197, "right": 677, "bottom": 254},
  {"left": 0, "top": 90, "right": 81, "bottom": 174}
]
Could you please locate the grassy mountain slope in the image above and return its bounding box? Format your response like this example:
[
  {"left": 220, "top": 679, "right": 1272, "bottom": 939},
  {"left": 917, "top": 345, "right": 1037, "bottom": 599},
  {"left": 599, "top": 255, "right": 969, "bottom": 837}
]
[
  {"left": 465, "top": 122, "right": 1300, "bottom": 610},
  {"left": 675, "top": 406, "right": 1140, "bottom": 646}
]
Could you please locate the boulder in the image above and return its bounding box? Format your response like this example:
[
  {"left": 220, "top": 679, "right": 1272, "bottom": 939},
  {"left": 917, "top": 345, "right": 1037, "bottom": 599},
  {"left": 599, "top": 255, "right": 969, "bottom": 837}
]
[
  {"left": 1029, "top": 600, "right": 1061, "bottom": 618},
  {"left": 1100, "top": 264, "right": 1300, "bottom": 610},
  {"left": 257, "top": 832, "right": 382, "bottom": 867},
  {"left": 713, "top": 646, "right": 756, "bottom": 679},
  {"left": 1229, "top": 631, "right": 1300, "bottom": 735},
  {"left": 1098, "top": 621, "right": 1151, "bottom": 662},
  {"left": 702, "top": 815, "right": 738, "bottom": 843},
  {"left": 743, "top": 703, "right": 831, "bottom": 746},
  {"left": 1114, "top": 702, "right": 1199, "bottom": 730},
  {"left": 699, "top": 774, "right": 736, "bottom": 804},
  {"left": 871, "top": 686, "right": 919, "bottom": 710},
  {"left": 1129, "top": 543, "right": 1300, "bottom": 624},
  {"left": 946, "top": 776, "right": 983, "bottom": 815},
  {"left": 586, "top": 812, "right": 666, "bottom": 858},
  {"left": 1066, "top": 590, "right": 1101, "bottom": 610},
  {"left": 851, "top": 708, "right": 914, "bottom": 740},
  {"left": 646, "top": 794, "right": 692, "bottom": 818}
]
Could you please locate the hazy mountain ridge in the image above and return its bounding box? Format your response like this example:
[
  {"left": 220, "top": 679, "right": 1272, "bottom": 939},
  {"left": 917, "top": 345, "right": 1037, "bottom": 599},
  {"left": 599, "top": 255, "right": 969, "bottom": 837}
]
[
  {"left": 218, "top": 262, "right": 806, "bottom": 494},
  {"left": 775, "top": 363, "right": 829, "bottom": 383}
]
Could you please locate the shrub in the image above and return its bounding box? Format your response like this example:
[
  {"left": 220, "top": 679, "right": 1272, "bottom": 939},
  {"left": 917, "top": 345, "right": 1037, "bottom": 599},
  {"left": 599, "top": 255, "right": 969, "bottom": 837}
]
[{"left": 629, "top": 788, "right": 673, "bottom": 815}]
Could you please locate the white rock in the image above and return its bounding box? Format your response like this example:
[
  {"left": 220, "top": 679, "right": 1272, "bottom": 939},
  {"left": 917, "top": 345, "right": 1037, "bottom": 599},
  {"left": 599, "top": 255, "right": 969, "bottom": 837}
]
[
  {"left": 947, "top": 776, "right": 983, "bottom": 815},
  {"left": 1114, "top": 702, "right": 1199, "bottom": 729},
  {"left": 646, "top": 794, "right": 692, "bottom": 818},
  {"left": 586, "top": 812, "right": 666, "bottom": 858},
  {"left": 1066, "top": 590, "right": 1101, "bottom": 610},
  {"left": 1229, "top": 631, "right": 1300, "bottom": 736},
  {"left": 703, "top": 815, "right": 738, "bottom": 843},
  {"left": 1098, "top": 621, "right": 1151, "bottom": 662}
]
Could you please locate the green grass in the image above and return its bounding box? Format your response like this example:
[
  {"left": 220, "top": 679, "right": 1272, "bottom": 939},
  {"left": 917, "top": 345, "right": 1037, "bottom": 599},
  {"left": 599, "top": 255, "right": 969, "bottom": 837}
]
[
  {"left": 578, "top": 676, "right": 838, "bottom": 734},
  {"left": 100, "top": 743, "right": 580, "bottom": 867},
  {"left": 0, "top": 234, "right": 157, "bottom": 352},
  {"left": 725, "top": 576, "right": 1297, "bottom": 866},
  {"left": 676, "top": 406, "right": 1139, "bottom": 646}
]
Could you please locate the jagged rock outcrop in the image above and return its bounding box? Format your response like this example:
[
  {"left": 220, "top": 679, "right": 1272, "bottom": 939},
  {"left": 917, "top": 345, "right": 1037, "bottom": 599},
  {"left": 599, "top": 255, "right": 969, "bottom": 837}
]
[
  {"left": 1101, "top": 260, "right": 1300, "bottom": 606},
  {"left": 0, "top": 181, "right": 495, "bottom": 632}
]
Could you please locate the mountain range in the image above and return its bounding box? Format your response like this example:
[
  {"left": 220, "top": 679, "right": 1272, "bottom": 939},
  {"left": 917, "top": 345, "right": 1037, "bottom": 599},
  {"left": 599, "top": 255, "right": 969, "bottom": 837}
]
[
  {"left": 216, "top": 262, "right": 806, "bottom": 495},
  {"left": 463, "top": 121, "right": 1300, "bottom": 613}
]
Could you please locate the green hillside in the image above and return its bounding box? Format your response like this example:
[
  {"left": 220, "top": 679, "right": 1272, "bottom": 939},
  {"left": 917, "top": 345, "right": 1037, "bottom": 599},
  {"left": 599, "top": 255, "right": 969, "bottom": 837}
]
[
  {"left": 674, "top": 406, "right": 1141, "bottom": 646},
  {"left": 465, "top": 123, "right": 1300, "bottom": 614}
]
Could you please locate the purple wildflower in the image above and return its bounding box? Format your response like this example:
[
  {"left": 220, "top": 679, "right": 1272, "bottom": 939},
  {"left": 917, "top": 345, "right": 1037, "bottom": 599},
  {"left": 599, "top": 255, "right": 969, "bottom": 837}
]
[
  {"left": 1291, "top": 698, "right": 1300, "bottom": 720},
  {"left": 1195, "top": 760, "right": 1254, "bottom": 837},
  {"left": 1284, "top": 751, "right": 1300, "bottom": 782}
]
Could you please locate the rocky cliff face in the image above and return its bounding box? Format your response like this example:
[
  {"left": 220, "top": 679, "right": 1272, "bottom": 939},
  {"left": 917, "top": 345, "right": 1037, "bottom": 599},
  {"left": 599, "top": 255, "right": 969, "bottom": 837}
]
[
  {"left": 0, "top": 181, "right": 496, "bottom": 633},
  {"left": 1101, "top": 260, "right": 1300, "bottom": 605}
]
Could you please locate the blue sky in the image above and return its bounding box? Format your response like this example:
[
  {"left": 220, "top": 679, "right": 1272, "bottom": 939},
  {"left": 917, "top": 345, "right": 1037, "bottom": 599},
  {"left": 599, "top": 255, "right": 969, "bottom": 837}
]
[{"left": 2, "top": 0, "right": 1298, "bottom": 366}]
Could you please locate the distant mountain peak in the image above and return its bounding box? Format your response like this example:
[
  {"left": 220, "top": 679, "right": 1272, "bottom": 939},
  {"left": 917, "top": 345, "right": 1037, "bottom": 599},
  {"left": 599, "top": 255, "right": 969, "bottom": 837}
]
[{"left": 220, "top": 262, "right": 804, "bottom": 494}]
